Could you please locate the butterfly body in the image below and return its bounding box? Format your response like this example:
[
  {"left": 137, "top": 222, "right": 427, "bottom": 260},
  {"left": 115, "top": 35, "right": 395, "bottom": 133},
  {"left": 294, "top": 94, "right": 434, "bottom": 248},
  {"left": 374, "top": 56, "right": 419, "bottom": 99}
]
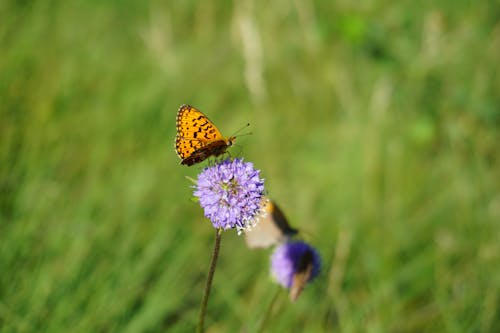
[{"left": 175, "top": 105, "right": 235, "bottom": 166}]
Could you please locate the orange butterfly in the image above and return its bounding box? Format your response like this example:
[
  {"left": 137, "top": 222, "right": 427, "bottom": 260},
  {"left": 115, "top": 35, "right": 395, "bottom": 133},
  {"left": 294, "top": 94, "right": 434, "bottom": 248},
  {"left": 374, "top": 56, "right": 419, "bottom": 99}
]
[
  {"left": 175, "top": 105, "right": 235, "bottom": 166},
  {"left": 245, "top": 199, "right": 298, "bottom": 249}
]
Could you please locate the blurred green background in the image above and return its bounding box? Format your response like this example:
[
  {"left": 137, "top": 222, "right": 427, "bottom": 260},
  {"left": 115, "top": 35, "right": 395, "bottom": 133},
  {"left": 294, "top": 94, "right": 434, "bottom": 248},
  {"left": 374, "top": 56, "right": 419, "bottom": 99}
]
[{"left": 1, "top": 0, "right": 500, "bottom": 332}]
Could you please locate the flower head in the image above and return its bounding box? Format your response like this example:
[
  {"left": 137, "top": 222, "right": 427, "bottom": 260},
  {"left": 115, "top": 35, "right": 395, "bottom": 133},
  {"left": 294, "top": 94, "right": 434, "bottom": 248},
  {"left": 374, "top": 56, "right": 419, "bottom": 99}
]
[
  {"left": 194, "top": 158, "right": 265, "bottom": 233},
  {"left": 271, "top": 241, "right": 321, "bottom": 301}
]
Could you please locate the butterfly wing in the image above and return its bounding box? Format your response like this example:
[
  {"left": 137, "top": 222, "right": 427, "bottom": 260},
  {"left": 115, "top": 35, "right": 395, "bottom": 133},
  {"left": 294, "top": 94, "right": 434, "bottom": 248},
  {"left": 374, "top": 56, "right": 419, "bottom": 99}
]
[
  {"left": 245, "top": 199, "right": 298, "bottom": 249},
  {"left": 175, "top": 105, "right": 232, "bottom": 166},
  {"left": 268, "top": 200, "right": 299, "bottom": 236}
]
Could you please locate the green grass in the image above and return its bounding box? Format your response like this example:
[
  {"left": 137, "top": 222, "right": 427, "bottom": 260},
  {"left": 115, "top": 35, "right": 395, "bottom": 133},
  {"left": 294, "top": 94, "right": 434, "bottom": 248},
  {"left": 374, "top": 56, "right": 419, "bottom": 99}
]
[{"left": 1, "top": 0, "right": 500, "bottom": 332}]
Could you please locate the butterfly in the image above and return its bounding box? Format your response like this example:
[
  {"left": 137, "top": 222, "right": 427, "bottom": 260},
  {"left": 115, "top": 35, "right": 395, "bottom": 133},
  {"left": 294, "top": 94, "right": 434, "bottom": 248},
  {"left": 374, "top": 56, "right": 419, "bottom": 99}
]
[
  {"left": 245, "top": 199, "right": 298, "bottom": 249},
  {"left": 290, "top": 249, "right": 315, "bottom": 301},
  {"left": 175, "top": 104, "right": 235, "bottom": 166}
]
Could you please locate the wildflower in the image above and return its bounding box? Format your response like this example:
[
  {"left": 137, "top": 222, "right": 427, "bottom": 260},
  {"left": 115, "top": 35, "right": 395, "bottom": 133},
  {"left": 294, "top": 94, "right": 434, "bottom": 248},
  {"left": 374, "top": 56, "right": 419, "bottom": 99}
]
[
  {"left": 194, "top": 158, "right": 265, "bottom": 233},
  {"left": 271, "top": 241, "right": 321, "bottom": 301}
]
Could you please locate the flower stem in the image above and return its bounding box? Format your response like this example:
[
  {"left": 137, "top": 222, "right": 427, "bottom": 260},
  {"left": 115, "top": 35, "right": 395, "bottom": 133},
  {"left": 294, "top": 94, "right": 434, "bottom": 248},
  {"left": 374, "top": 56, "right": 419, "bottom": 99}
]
[
  {"left": 197, "top": 228, "right": 223, "bottom": 333},
  {"left": 256, "top": 285, "right": 281, "bottom": 333}
]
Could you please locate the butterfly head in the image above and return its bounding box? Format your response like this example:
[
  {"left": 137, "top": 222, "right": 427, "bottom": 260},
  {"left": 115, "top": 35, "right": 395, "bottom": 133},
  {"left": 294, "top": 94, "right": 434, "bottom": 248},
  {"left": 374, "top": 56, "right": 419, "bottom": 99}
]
[{"left": 227, "top": 136, "right": 236, "bottom": 146}]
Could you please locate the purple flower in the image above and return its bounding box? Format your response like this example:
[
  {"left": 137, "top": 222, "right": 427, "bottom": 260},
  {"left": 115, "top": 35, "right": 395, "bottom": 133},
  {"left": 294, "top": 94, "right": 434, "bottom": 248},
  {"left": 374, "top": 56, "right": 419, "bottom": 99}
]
[
  {"left": 271, "top": 241, "right": 321, "bottom": 301},
  {"left": 194, "top": 158, "right": 265, "bottom": 233}
]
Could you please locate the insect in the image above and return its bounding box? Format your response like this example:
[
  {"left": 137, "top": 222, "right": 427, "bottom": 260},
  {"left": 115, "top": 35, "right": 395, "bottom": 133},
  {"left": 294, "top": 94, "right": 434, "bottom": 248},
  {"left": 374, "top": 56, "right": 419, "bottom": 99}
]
[
  {"left": 290, "top": 249, "right": 315, "bottom": 301},
  {"left": 245, "top": 199, "right": 298, "bottom": 249},
  {"left": 175, "top": 104, "right": 236, "bottom": 166}
]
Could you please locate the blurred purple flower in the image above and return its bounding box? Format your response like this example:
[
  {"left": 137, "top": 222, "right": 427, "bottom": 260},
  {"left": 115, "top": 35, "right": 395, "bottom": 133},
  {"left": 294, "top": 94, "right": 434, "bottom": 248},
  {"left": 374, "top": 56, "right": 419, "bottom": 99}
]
[
  {"left": 194, "top": 158, "right": 265, "bottom": 233},
  {"left": 271, "top": 241, "right": 321, "bottom": 301}
]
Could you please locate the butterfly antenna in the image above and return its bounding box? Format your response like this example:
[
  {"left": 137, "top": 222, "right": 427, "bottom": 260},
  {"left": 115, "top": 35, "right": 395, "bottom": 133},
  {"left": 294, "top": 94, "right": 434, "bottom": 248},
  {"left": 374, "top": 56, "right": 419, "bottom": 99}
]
[{"left": 231, "top": 123, "right": 252, "bottom": 138}]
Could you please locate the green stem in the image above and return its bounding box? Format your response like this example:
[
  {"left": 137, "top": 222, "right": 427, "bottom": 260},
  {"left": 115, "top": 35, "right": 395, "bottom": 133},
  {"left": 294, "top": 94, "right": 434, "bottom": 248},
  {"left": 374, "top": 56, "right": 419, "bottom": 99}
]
[
  {"left": 196, "top": 228, "right": 223, "bottom": 333},
  {"left": 256, "top": 286, "right": 281, "bottom": 333}
]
